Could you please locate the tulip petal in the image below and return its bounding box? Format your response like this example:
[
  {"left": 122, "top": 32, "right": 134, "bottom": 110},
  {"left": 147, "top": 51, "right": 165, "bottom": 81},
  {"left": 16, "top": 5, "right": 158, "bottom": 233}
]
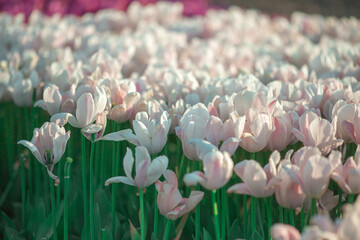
[
  {"left": 100, "top": 129, "right": 133, "bottom": 141},
  {"left": 187, "top": 138, "right": 217, "bottom": 160},
  {"left": 76, "top": 93, "right": 95, "bottom": 128},
  {"left": 164, "top": 170, "right": 178, "bottom": 187},
  {"left": 18, "top": 140, "right": 43, "bottom": 165},
  {"left": 227, "top": 183, "right": 251, "bottom": 195},
  {"left": 105, "top": 176, "right": 135, "bottom": 186},
  {"left": 51, "top": 112, "right": 80, "bottom": 128},
  {"left": 146, "top": 156, "right": 169, "bottom": 186},
  {"left": 183, "top": 171, "right": 206, "bottom": 186}
]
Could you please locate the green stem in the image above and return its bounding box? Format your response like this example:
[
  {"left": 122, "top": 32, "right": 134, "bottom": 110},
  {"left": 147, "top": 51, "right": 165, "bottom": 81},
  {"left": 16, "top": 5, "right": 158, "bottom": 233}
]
[
  {"left": 265, "top": 197, "right": 272, "bottom": 240},
  {"left": 221, "top": 187, "right": 227, "bottom": 240},
  {"left": 139, "top": 188, "right": 146, "bottom": 240},
  {"left": 243, "top": 195, "right": 248, "bottom": 238},
  {"left": 195, "top": 162, "right": 201, "bottom": 240},
  {"left": 163, "top": 219, "right": 171, "bottom": 240},
  {"left": 20, "top": 154, "right": 26, "bottom": 229},
  {"left": 154, "top": 187, "right": 159, "bottom": 237},
  {"left": 310, "top": 198, "right": 317, "bottom": 217},
  {"left": 300, "top": 208, "right": 305, "bottom": 230},
  {"left": 49, "top": 176, "right": 57, "bottom": 240},
  {"left": 56, "top": 158, "right": 63, "bottom": 206},
  {"left": 337, "top": 189, "right": 343, "bottom": 217},
  {"left": 89, "top": 135, "right": 95, "bottom": 240},
  {"left": 100, "top": 141, "right": 105, "bottom": 185},
  {"left": 64, "top": 158, "right": 73, "bottom": 240},
  {"left": 111, "top": 121, "right": 117, "bottom": 238},
  {"left": 289, "top": 208, "right": 295, "bottom": 227},
  {"left": 81, "top": 134, "right": 89, "bottom": 240},
  {"left": 211, "top": 190, "right": 220, "bottom": 240},
  {"left": 279, "top": 206, "right": 284, "bottom": 223},
  {"left": 251, "top": 197, "right": 257, "bottom": 234},
  {"left": 349, "top": 194, "right": 355, "bottom": 204}
]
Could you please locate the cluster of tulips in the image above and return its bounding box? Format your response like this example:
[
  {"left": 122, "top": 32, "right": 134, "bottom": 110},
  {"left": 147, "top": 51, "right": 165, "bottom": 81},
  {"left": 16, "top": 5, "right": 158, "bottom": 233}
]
[{"left": 1, "top": 1, "right": 360, "bottom": 240}]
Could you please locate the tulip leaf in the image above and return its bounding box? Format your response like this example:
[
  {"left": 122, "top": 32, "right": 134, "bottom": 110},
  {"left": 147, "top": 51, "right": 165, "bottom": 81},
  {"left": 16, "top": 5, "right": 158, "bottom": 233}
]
[
  {"left": 4, "top": 226, "right": 25, "bottom": 240},
  {"left": 101, "top": 226, "right": 113, "bottom": 240},
  {"left": 36, "top": 201, "right": 64, "bottom": 239},
  {"left": 203, "top": 228, "right": 212, "bottom": 240},
  {"left": 229, "top": 219, "right": 242, "bottom": 239},
  {"left": 249, "top": 231, "right": 263, "bottom": 240}
]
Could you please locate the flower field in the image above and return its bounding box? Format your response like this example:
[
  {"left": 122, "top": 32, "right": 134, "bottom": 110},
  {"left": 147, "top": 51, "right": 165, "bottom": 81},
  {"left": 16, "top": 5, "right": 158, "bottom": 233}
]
[{"left": 1, "top": 1, "right": 360, "bottom": 240}]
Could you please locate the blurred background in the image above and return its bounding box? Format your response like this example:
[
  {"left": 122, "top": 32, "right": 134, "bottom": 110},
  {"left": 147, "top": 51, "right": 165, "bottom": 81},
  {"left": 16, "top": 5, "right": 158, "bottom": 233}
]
[{"left": 1, "top": 0, "right": 360, "bottom": 18}]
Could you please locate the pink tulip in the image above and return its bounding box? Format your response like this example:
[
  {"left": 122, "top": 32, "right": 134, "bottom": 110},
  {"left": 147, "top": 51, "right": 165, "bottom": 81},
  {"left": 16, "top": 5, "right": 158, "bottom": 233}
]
[
  {"left": 105, "top": 146, "right": 168, "bottom": 188},
  {"left": 331, "top": 145, "right": 360, "bottom": 194},
  {"left": 118, "top": 111, "right": 171, "bottom": 155},
  {"left": 272, "top": 150, "right": 306, "bottom": 210},
  {"left": 271, "top": 224, "right": 301, "bottom": 240},
  {"left": 183, "top": 148, "right": 233, "bottom": 190},
  {"left": 156, "top": 170, "right": 204, "bottom": 220},
  {"left": 333, "top": 102, "right": 360, "bottom": 145},
  {"left": 227, "top": 151, "right": 282, "bottom": 197},
  {"left": 286, "top": 147, "right": 333, "bottom": 198},
  {"left": 51, "top": 85, "right": 107, "bottom": 130},
  {"left": 176, "top": 103, "right": 209, "bottom": 160},
  {"left": 292, "top": 111, "right": 343, "bottom": 155},
  {"left": 18, "top": 122, "right": 70, "bottom": 183}
]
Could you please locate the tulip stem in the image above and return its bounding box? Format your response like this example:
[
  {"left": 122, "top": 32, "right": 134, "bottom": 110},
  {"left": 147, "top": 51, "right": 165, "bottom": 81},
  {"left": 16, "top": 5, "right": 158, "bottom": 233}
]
[
  {"left": 89, "top": 134, "right": 95, "bottom": 240},
  {"left": 20, "top": 154, "right": 26, "bottom": 229},
  {"left": 64, "top": 157, "right": 73, "bottom": 240},
  {"left": 243, "top": 195, "right": 248, "bottom": 237},
  {"left": 139, "top": 188, "right": 146, "bottom": 240},
  {"left": 163, "top": 219, "right": 171, "bottom": 240},
  {"left": 49, "top": 175, "right": 57, "bottom": 240},
  {"left": 211, "top": 190, "right": 220, "bottom": 240},
  {"left": 310, "top": 198, "right": 317, "bottom": 217},
  {"left": 154, "top": 188, "right": 159, "bottom": 237},
  {"left": 349, "top": 194, "right": 354, "bottom": 204},
  {"left": 265, "top": 197, "right": 272, "bottom": 240},
  {"left": 300, "top": 208, "right": 305, "bottom": 230},
  {"left": 289, "top": 208, "right": 295, "bottom": 227},
  {"left": 221, "top": 187, "right": 227, "bottom": 240},
  {"left": 337, "top": 190, "right": 342, "bottom": 217},
  {"left": 279, "top": 206, "right": 283, "bottom": 223},
  {"left": 111, "top": 121, "right": 117, "bottom": 238},
  {"left": 195, "top": 162, "right": 201, "bottom": 240},
  {"left": 251, "top": 196, "right": 257, "bottom": 235},
  {"left": 81, "top": 134, "right": 89, "bottom": 240}
]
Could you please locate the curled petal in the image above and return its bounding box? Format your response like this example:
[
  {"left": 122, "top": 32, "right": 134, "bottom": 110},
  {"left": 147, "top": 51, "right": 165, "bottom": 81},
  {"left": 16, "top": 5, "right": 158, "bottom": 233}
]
[
  {"left": 105, "top": 176, "right": 135, "bottom": 186},
  {"left": 183, "top": 171, "right": 206, "bottom": 187},
  {"left": 18, "top": 140, "right": 43, "bottom": 165}
]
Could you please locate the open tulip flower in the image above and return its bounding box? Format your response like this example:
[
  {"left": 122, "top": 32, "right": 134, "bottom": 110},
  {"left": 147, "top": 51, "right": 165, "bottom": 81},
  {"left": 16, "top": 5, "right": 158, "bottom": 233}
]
[
  {"left": 331, "top": 145, "right": 360, "bottom": 194},
  {"left": 227, "top": 151, "right": 282, "bottom": 197},
  {"left": 50, "top": 85, "right": 107, "bottom": 130},
  {"left": 183, "top": 141, "right": 234, "bottom": 190},
  {"left": 285, "top": 147, "right": 334, "bottom": 199},
  {"left": 105, "top": 146, "right": 168, "bottom": 188},
  {"left": 117, "top": 111, "right": 171, "bottom": 155},
  {"left": 292, "top": 111, "right": 343, "bottom": 155},
  {"left": 156, "top": 170, "right": 204, "bottom": 220},
  {"left": 18, "top": 122, "right": 70, "bottom": 183}
]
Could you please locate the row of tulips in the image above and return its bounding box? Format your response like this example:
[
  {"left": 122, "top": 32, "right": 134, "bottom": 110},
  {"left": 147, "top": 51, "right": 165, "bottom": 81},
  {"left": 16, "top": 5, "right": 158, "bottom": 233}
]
[{"left": 1, "top": 1, "right": 360, "bottom": 240}]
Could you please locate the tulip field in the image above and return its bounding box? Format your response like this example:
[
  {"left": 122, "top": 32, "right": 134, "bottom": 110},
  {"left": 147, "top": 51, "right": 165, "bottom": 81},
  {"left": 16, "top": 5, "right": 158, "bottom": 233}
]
[{"left": 1, "top": 2, "right": 360, "bottom": 240}]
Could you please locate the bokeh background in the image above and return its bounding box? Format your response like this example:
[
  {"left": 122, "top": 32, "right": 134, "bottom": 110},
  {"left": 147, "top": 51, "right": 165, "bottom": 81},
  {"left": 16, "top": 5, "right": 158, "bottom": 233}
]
[{"left": 1, "top": 0, "right": 360, "bottom": 18}]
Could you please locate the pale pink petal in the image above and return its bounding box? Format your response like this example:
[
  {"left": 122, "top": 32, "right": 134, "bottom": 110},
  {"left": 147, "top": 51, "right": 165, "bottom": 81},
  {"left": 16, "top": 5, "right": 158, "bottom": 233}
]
[
  {"left": 187, "top": 138, "right": 217, "bottom": 160},
  {"left": 51, "top": 112, "right": 80, "bottom": 128},
  {"left": 220, "top": 137, "right": 240, "bottom": 156},
  {"left": 100, "top": 129, "right": 134, "bottom": 141},
  {"left": 183, "top": 171, "right": 206, "bottom": 186},
  {"left": 123, "top": 148, "right": 134, "bottom": 181},
  {"left": 76, "top": 93, "right": 95, "bottom": 128},
  {"left": 133, "top": 120, "right": 151, "bottom": 151},
  {"left": 227, "top": 183, "right": 251, "bottom": 195},
  {"left": 164, "top": 170, "right": 178, "bottom": 187},
  {"left": 205, "top": 116, "right": 224, "bottom": 147},
  {"left": 52, "top": 130, "right": 70, "bottom": 164},
  {"left": 146, "top": 156, "right": 168, "bottom": 186},
  {"left": 134, "top": 159, "right": 150, "bottom": 188},
  {"left": 18, "top": 140, "right": 43, "bottom": 165},
  {"left": 271, "top": 224, "right": 301, "bottom": 240},
  {"left": 151, "top": 125, "right": 167, "bottom": 154},
  {"left": 105, "top": 176, "right": 135, "bottom": 186}
]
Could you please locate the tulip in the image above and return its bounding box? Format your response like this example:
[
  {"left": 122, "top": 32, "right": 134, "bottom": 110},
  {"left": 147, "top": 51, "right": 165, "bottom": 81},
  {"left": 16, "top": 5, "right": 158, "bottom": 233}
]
[
  {"left": 292, "top": 111, "right": 343, "bottom": 155},
  {"left": 175, "top": 103, "right": 210, "bottom": 160},
  {"left": 156, "top": 170, "right": 204, "bottom": 220},
  {"left": 118, "top": 111, "right": 171, "bottom": 155},
  {"left": 50, "top": 85, "right": 107, "bottom": 130},
  {"left": 183, "top": 149, "right": 234, "bottom": 190},
  {"left": 227, "top": 151, "right": 282, "bottom": 198},
  {"left": 18, "top": 122, "right": 70, "bottom": 183},
  {"left": 285, "top": 147, "right": 333, "bottom": 199},
  {"left": 105, "top": 146, "right": 168, "bottom": 188},
  {"left": 331, "top": 145, "right": 360, "bottom": 194}
]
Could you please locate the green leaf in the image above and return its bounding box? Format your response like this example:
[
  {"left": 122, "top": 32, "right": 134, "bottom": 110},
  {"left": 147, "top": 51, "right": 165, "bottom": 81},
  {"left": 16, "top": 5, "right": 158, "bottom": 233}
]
[
  {"left": 1, "top": 211, "right": 16, "bottom": 230},
  {"left": 26, "top": 198, "right": 45, "bottom": 234},
  {"left": 4, "top": 226, "right": 25, "bottom": 240},
  {"left": 249, "top": 231, "right": 263, "bottom": 240},
  {"left": 36, "top": 201, "right": 64, "bottom": 239},
  {"left": 101, "top": 226, "right": 113, "bottom": 240},
  {"left": 129, "top": 220, "right": 141, "bottom": 240},
  {"left": 203, "top": 228, "right": 212, "bottom": 240},
  {"left": 229, "top": 219, "right": 242, "bottom": 240},
  {"left": 94, "top": 203, "right": 102, "bottom": 240}
]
